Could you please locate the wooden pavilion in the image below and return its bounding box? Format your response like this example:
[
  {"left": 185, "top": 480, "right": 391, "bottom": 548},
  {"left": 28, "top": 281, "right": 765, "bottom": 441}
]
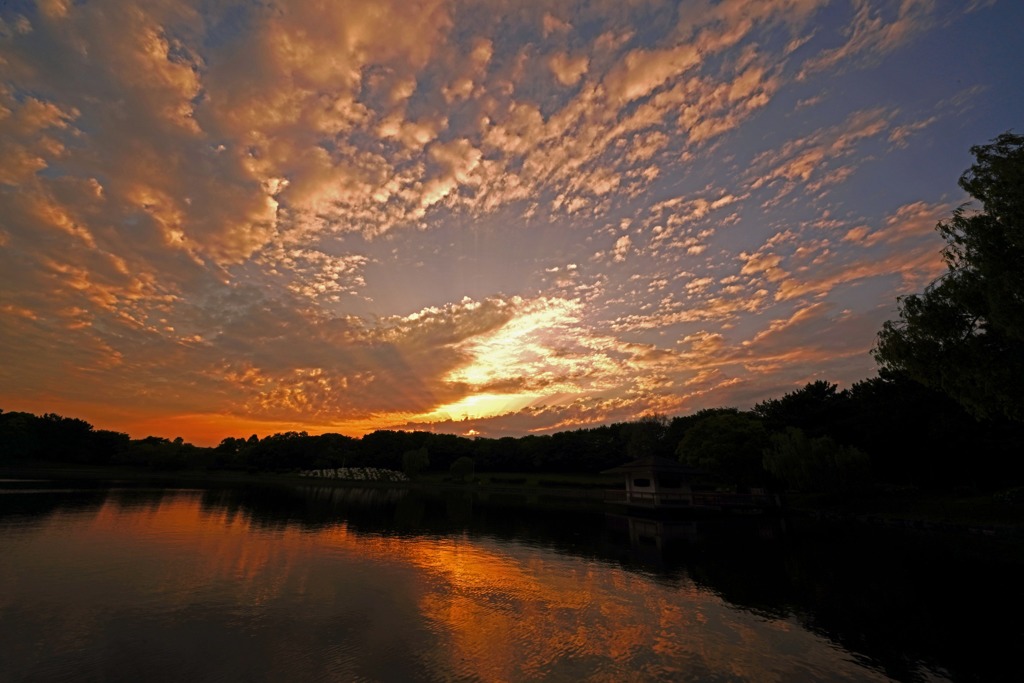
[
  {"left": 602, "top": 456, "right": 703, "bottom": 509},
  {"left": 603, "top": 455, "right": 779, "bottom": 513}
]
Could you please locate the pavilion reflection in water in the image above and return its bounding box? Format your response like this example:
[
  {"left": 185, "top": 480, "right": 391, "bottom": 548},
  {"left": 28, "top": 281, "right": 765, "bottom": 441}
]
[
  {"left": 602, "top": 455, "right": 779, "bottom": 512},
  {"left": 605, "top": 511, "right": 787, "bottom": 568}
]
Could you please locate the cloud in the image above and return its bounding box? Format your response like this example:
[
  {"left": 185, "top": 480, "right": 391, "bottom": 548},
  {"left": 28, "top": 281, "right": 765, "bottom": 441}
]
[
  {"left": 0, "top": 86, "right": 77, "bottom": 186},
  {"left": 774, "top": 201, "right": 949, "bottom": 300},
  {"left": 748, "top": 107, "right": 893, "bottom": 203},
  {"left": 841, "top": 200, "right": 945, "bottom": 247},
  {"left": 888, "top": 115, "right": 938, "bottom": 148},
  {"left": 798, "top": 0, "right": 935, "bottom": 79},
  {"left": 612, "top": 235, "right": 632, "bottom": 262},
  {"left": 604, "top": 43, "right": 702, "bottom": 105},
  {"left": 740, "top": 250, "right": 788, "bottom": 282},
  {"left": 548, "top": 52, "right": 589, "bottom": 86},
  {"left": 542, "top": 12, "right": 572, "bottom": 37}
]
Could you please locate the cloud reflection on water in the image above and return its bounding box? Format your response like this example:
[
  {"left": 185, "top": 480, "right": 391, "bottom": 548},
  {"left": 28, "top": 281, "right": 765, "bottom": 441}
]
[{"left": 0, "top": 489, "right": 894, "bottom": 681}]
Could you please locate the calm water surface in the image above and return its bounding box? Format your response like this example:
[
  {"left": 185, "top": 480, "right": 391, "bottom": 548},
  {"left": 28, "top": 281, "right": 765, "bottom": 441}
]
[{"left": 0, "top": 481, "right": 1019, "bottom": 682}]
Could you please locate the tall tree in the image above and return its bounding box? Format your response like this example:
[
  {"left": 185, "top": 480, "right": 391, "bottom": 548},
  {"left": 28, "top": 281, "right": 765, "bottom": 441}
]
[
  {"left": 753, "top": 380, "right": 850, "bottom": 438},
  {"left": 625, "top": 414, "right": 669, "bottom": 460},
  {"left": 762, "top": 427, "right": 870, "bottom": 493},
  {"left": 874, "top": 132, "right": 1024, "bottom": 422},
  {"left": 402, "top": 447, "right": 430, "bottom": 479},
  {"left": 676, "top": 409, "right": 769, "bottom": 488}
]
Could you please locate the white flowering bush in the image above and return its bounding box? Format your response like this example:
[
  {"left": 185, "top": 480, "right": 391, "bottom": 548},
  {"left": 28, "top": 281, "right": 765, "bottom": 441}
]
[{"left": 299, "top": 467, "right": 409, "bottom": 482}]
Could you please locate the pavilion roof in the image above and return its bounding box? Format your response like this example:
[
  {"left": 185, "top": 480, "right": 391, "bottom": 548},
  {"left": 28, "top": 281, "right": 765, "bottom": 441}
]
[{"left": 601, "top": 455, "right": 704, "bottom": 476}]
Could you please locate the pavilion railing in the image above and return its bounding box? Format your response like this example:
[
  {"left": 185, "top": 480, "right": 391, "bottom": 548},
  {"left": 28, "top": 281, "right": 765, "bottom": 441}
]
[{"left": 605, "top": 489, "right": 777, "bottom": 509}]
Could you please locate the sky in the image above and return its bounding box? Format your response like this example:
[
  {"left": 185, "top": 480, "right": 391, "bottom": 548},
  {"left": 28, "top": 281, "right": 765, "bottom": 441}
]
[{"left": 1, "top": 0, "right": 1021, "bottom": 446}]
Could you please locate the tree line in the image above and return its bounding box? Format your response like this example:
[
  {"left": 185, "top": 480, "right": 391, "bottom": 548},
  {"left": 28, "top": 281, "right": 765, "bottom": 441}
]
[{"left": 3, "top": 369, "right": 1021, "bottom": 492}]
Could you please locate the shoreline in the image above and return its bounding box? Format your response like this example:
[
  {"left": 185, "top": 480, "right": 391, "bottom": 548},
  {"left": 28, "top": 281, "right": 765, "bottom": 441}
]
[{"left": 3, "top": 462, "right": 1022, "bottom": 539}]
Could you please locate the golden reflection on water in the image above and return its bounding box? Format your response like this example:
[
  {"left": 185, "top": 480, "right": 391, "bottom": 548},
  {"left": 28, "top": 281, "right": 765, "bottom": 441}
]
[{"left": 0, "top": 490, "right": 890, "bottom": 682}]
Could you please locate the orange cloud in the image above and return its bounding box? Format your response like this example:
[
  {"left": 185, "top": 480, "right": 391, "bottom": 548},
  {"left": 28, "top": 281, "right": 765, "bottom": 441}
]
[
  {"left": 548, "top": 52, "right": 589, "bottom": 86},
  {"left": 798, "top": 0, "right": 935, "bottom": 79}
]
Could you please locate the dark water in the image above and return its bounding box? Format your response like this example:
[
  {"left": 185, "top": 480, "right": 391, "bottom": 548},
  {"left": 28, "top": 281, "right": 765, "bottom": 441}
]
[{"left": 0, "top": 481, "right": 1019, "bottom": 682}]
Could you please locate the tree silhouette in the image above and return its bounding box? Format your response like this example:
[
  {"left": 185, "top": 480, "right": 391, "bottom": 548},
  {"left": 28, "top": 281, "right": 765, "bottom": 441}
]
[
  {"left": 449, "top": 455, "right": 475, "bottom": 482},
  {"left": 762, "top": 427, "right": 870, "bottom": 493},
  {"left": 676, "top": 409, "right": 768, "bottom": 488},
  {"left": 754, "top": 380, "right": 850, "bottom": 438},
  {"left": 875, "top": 132, "right": 1024, "bottom": 421},
  {"left": 402, "top": 447, "right": 430, "bottom": 479},
  {"left": 625, "top": 414, "right": 669, "bottom": 460}
]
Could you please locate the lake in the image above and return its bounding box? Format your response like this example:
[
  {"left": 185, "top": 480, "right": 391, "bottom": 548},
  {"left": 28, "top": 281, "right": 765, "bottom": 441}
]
[{"left": 0, "top": 480, "right": 1019, "bottom": 682}]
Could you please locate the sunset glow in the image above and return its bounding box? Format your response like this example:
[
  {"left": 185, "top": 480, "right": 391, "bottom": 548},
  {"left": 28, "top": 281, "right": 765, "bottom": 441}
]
[{"left": 1, "top": 1, "right": 1021, "bottom": 444}]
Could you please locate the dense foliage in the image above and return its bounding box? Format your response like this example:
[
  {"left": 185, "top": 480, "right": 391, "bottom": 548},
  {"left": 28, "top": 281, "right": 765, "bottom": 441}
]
[
  {"left": 762, "top": 428, "right": 870, "bottom": 493},
  {"left": 875, "top": 132, "right": 1024, "bottom": 422},
  {"left": 675, "top": 410, "right": 768, "bottom": 488}
]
